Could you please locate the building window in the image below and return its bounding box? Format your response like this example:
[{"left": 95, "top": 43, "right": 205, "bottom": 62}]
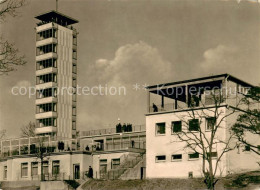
[
  {"left": 42, "top": 161, "right": 49, "bottom": 175},
  {"left": 72, "top": 107, "right": 76, "bottom": 116},
  {"left": 36, "top": 88, "right": 57, "bottom": 99},
  {"left": 52, "top": 160, "right": 60, "bottom": 175},
  {"left": 31, "top": 162, "right": 38, "bottom": 176},
  {"left": 72, "top": 121, "right": 76, "bottom": 130},
  {"left": 73, "top": 35, "right": 77, "bottom": 45},
  {"left": 188, "top": 152, "right": 199, "bottom": 160},
  {"left": 36, "top": 58, "right": 57, "bottom": 70},
  {"left": 36, "top": 73, "right": 57, "bottom": 84},
  {"left": 206, "top": 117, "right": 216, "bottom": 131},
  {"left": 72, "top": 78, "right": 77, "bottom": 87},
  {"left": 36, "top": 43, "right": 57, "bottom": 56},
  {"left": 171, "top": 154, "right": 182, "bottom": 161},
  {"left": 172, "top": 121, "right": 182, "bottom": 133},
  {"left": 37, "top": 118, "right": 56, "bottom": 127},
  {"left": 73, "top": 64, "right": 77, "bottom": 74},
  {"left": 244, "top": 145, "right": 251, "bottom": 151},
  {"left": 156, "top": 123, "right": 166, "bottom": 135},
  {"left": 36, "top": 103, "right": 57, "bottom": 114},
  {"left": 99, "top": 159, "right": 107, "bottom": 175},
  {"left": 4, "top": 166, "right": 7, "bottom": 179},
  {"left": 189, "top": 119, "right": 199, "bottom": 131},
  {"left": 73, "top": 50, "right": 77, "bottom": 59},
  {"left": 36, "top": 28, "right": 57, "bottom": 41},
  {"left": 156, "top": 155, "right": 166, "bottom": 162},
  {"left": 111, "top": 159, "right": 120, "bottom": 169},
  {"left": 207, "top": 152, "right": 218, "bottom": 159},
  {"left": 21, "top": 163, "right": 28, "bottom": 178}
]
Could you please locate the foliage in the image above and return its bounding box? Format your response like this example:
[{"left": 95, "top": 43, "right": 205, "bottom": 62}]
[
  {"left": 20, "top": 121, "right": 36, "bottom": 137},
  {"left": 173, "top": 89, "right": 239, "bottom": 189},
  {"left": 0, "top": 0, "right": 27, "bottom": 74},
  {"left": 232, "top": 86, "right": 260, "bottom": 156}
]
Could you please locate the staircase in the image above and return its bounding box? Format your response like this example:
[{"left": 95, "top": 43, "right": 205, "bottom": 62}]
[{"left": 101, "top": 153, "right": 144, "bottom": 180}]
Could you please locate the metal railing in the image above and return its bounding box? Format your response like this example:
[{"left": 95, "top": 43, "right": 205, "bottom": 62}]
[
  {"left": 0, "top": 136, "right": 81, "bottom": 159},
  {"left": 80, "top": 125, "right": 146, "bottom": 137},
  {"left": 83, "top": 141, "right": 146, "bottom": 152},
  {"left": 100, "top": 154, "right": 143, "bottom": 180},
  {"left": 30, "top": 171, "right": 88, "bottom": 181}
]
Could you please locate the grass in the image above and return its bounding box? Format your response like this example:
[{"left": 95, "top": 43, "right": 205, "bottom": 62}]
[{"left": 82, "top": 171, "right": 260, "bottom": 190}]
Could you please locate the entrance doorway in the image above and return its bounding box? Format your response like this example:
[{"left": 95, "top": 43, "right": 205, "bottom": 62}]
[{"left": 73, "top": 164, "right": 80, "bottom": 179}]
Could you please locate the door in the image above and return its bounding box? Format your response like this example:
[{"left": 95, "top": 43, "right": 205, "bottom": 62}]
[{"left": 73, "top": 164, "right": 80, "bottom": 179}]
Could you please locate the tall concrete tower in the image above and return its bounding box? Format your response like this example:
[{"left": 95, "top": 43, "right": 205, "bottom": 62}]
[{"left": 35, "top": 11, "right": 78, "bottom": 139}]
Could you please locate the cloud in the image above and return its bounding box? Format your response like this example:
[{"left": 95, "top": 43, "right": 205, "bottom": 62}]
[
  {"left": 93, "top": 41, "right": 173, "bottom": 86},
  {"left": 14, "top": 80, "right": 32, "bottom": 88},
  {"left": 78, "top": 42, "right": 174, "bottom": 129},
  {"left": 199, "top": 44, "right": 237, "bottom": 74}
]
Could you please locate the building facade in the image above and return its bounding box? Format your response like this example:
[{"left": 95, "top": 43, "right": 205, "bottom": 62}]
[
  {"left": 145, "top": 74, "right": 260, "bottom": 179},
  {"left": 35, "top": 11, "right": 78, "bottom": 139}
]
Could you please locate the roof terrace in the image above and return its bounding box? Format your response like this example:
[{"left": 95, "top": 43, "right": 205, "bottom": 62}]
[{"left": 146, "top": 74, "right": 254, "bottom": 114}]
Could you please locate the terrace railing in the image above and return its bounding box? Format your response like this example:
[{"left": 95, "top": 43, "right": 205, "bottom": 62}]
[{"left": 80, "top": 125, "right": 146, "bottom": 137}]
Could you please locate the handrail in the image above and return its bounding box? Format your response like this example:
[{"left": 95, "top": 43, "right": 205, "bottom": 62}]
[{"left": 80, "top": 124, "right": 146, "bottom": 137}]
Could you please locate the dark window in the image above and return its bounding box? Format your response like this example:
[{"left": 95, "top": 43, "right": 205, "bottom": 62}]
[
  {"left": 21, "top": 163, "right": 28, "bottom": 177},
  {"left": 36, "top": 44, "right": 57, "bottom": 55},
  {"left": 172, "top": 154, "right": 182, "bottom": 160},
  {"left": 188, "top": 152, "right": 199, "bottom": 159},
  {"left": 36, "top": 28, "right": 57, "bottom": 41},
  {"left": 73, "top": 35, "right": 77, "bottom": 45},
  {"left": 172, "top": 121, "right": 182, "bottom": 133},
  {"left": 156, "top": 155, "right": 166, "bottom": 162},
  {"left": 207, "top": 152, "right": 218, "bottom": 158},
  {"left": 36, "top": 58, "right": 57, "bottom": 70},
  {"left": 72, "top": 121, "right": 76, "bottom": 130},
  {"left": 31, "top": 162, "right": 38, "bottom": 176},
  {"left": 37, "top": 118, "right": 56, "bottom": 127},
  {"left": 4, "top": 166, "right": 7, "bottom": 179},
  {"left": 189, "top": 119, "right": 199, "bottom": 131},
  {"left": 36, "top": 73, "right": 57, "bottom": 84},
  {"left": 100, "top": 159, "right": 107, "bottom": 174},
  {"left": 111, "top": 159, "right": 120, "bottom": 169},
  {"left": 156, "top": 123, "right": 165, "bottom": 135},
  {"left": 206, "top": 117, "right": 216, "bottom": 130},
  {"left": 245, "top": 145, "right": 251, "bottom": 151},
  {"left": 36, "top": 103, "right": 57, "bottom": 113},
  {"left": 36, "top": 88, "right": 57, "bottom": 99},
  {"left": 52, "top": 160, "right": 60, "bottom": 175},
  {"left": 42, "top": 161, "right": 48, "bottom": 175}
]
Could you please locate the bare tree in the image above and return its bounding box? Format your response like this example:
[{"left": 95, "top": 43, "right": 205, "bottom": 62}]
[
  {"left": 31, "top": 136, "right": 51, "bottom": 181},
  {"left": 232, "top": 86, "right": 260, "bottom": 156},
  {"left": 0, "top": 0, "right": 26, "bottom": 21},
  {"left": 20, "top": 121, "right": 36, "bottom": 137},
  {"left": 0, "top": 129, "right": 6, "bottom": 140},
  {"left": 0, "top": 0, "right": 27, "bottom": 74},
  {"left": 173, "top": 89, "right": 240, "bottom": 189}
]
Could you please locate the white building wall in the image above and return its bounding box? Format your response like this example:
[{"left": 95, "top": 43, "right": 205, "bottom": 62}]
[
  {"left": 146, "top": 107, "right": 229, "bottom": 179},
  {"left": 92, "top": 152, "right": 138, "bottom": 179},
  {"left": 56, "top": 25, "right": 74, "bottom": 139},
  {"left": 0, "top": 153, "right": 91, "bottom": 181}
]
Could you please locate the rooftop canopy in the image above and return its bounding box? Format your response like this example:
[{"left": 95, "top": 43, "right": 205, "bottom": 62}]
[
  {"left": 146, "top": 73, "right": 254, "bottom": 90},
  {"left": 35, "top": 10, "right": 78, "bottom": 26}
]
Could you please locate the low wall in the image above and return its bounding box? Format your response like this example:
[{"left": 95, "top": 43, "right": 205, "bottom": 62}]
[
  {"left": 1, "top": 180, "right": 40, "bottom": 190},
  {"left": 40, "top": 181, "right": 71, "bottom": 190}
]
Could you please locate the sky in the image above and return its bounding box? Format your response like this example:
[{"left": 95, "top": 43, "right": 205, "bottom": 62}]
[{"left": 0, "top": 0, "right": 260, "bottom": 138}]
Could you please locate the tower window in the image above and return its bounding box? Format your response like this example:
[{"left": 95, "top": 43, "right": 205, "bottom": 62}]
[
  {"left": 36, "top": 28, "right": 57, "bottom": 41},
  {"left": 36, "top": 59, "right": 57, "bottom": 70},
  {"left": 36, "top": 44, "right": 57, "bottom": 56}
]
